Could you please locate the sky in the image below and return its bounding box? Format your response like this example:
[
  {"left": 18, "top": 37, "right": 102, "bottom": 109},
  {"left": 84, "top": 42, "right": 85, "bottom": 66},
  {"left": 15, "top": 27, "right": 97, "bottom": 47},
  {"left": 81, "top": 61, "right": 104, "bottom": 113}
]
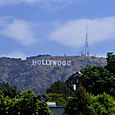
[{"left": 0, "top": 0, "right": 115, "bottom": 59}]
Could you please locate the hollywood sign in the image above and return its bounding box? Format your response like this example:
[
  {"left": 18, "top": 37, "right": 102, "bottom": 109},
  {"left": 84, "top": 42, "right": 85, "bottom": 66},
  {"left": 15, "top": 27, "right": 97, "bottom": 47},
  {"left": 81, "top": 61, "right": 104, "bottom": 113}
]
[{"left": 32, "top": 59, "right": 71, "bottom": 66}]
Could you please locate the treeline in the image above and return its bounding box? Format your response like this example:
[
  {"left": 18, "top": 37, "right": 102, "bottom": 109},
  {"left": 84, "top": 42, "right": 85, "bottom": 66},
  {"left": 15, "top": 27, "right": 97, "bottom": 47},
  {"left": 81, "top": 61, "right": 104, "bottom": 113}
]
[
  {"left": 0, "top": 82, "right": 51, "bottom": 115},
  {"left": 46, "top": 52, "right": 115, "bottom": 115},
  {"left": 0, "top": 52, "right": 115, "bottom": 115}
]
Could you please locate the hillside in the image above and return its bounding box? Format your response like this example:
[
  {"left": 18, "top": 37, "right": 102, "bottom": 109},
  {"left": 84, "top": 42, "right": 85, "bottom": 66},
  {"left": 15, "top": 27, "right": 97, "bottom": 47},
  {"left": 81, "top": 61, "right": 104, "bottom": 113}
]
[{"left": 0, "top": 55, "right": 106, "bottom": 92}]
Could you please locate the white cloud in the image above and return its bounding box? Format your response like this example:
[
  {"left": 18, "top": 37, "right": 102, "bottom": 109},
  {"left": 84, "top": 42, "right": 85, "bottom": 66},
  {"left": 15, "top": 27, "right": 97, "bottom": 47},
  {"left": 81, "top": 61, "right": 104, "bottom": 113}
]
[
  {"left": 0, "top": 0, "right": 37, "bottom": 5},
  {"left": 50, "top": 16, "right": 115, "bottom": 47},
  {"left": 0, "top": 19, "right": 36, "bottom": 46},
  {"left": 96, "top": 54, "right": 106, "bottom": 58},
  {"left": 0, "top": 0, "right": 84, "bottom": 13},
  {"left": 0, "top": 0, "right": 63, "bottom": 5},
  {"left": 1, "top": 52, "right": 27, "bottom": 60},
  {"left": 0, "top": 0, "right": 71, "bottom": 5}
]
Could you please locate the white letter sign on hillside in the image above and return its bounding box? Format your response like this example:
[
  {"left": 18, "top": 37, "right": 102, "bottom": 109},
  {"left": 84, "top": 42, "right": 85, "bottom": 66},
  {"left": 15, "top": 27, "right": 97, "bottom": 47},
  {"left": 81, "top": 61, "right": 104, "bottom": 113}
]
[{"left": 32, "top": 59, "right": 71, "bottom": 66}]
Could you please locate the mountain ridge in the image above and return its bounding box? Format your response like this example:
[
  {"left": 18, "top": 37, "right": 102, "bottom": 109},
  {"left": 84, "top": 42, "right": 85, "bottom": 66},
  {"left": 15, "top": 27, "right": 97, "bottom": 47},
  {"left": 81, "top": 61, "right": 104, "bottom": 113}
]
[{"left": 0, "top": 55, "right": 106, "bottom": 92}]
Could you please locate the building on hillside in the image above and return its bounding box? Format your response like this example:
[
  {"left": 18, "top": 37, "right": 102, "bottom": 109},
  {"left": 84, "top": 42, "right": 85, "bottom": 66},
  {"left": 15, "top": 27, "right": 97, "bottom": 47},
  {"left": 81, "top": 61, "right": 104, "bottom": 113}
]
[{"left": 65, "top": 71, "right": 82, "bottom": 95}]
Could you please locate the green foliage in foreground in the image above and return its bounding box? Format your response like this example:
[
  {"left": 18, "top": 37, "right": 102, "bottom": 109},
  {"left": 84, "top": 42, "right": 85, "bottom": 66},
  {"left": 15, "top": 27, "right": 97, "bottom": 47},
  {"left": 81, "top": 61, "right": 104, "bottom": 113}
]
[
  {"left": 0, "top": 89, "right": 50, "bottom": 115},
  {"left": 89, "top": 92, "right": 115, "bottom": 115},
  {"left": 64, "top": 85, "right": 92, "bottom": 115},
  {"left": 43, "top": 93, "right": 67, "bottom": 106},
  {"left": 106, "top": 52, "right": 115, "bottom": 74},
  {"left": 45, "top": 81, "right": 71, "bottom": 106},
  {"left": 80, "top": 65, "right": 115, "bottom": 96},
  {"left": 46, "top": 80, "right": 71, "bottom": 97},
  {"left": 0, "top": 82, "right": 18, "bottom": 98},
  {"left": 64, "top": 86, "right": 115, "bottom": 115}
]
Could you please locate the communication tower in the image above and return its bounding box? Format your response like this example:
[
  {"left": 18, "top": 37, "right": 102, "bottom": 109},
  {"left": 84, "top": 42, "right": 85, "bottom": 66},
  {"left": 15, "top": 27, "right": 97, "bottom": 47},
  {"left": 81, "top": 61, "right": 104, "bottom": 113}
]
[{"left": 85, "top": 26, "right": 89, "bottom": 56}]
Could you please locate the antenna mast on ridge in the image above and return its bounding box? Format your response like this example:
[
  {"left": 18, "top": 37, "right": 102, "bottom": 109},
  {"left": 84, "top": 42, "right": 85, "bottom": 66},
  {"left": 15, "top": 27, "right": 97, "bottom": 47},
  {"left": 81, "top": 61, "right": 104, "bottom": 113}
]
[{"left": 85, "top": 25, "right": 89, "bottom": 56}]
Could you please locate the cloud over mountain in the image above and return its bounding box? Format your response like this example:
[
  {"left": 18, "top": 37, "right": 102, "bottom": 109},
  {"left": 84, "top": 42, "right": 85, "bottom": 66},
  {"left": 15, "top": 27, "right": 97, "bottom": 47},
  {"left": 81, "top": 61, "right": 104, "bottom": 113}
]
[
  {"left": 50, "top": 16, "right": 115, "bottom": 47},
  {"left": 1, "top": 52, "right": 27, "bottom": 60},
  {"left": 0, "top": 19, "right": 36, "bottom": 46}
]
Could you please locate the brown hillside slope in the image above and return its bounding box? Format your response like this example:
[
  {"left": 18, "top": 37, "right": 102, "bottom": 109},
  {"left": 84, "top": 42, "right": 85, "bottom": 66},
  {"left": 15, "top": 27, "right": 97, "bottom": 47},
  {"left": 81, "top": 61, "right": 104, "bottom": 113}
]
[{"left": 0, "top": 55, "right": 106, "bottom": 92}]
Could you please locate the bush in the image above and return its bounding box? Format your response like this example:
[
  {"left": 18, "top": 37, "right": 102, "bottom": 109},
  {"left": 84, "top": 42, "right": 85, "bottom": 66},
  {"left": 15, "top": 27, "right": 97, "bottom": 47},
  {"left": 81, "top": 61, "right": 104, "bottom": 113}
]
[
  {"left": 64, "top": 88, "right": 115, "bottom": 115},
  {"left": 0, "top": 82, "right": 17, "bottom": 98},
  {"left": 80, "top": 65, "right": 115, "bottom": 96},
  {"left": 43, "top": 93, "right": 67, "bottom": 106},
  {"left": 0, "top": 89, "right": 50, "bottom": 115},
  {"left": 88, "top": 92, "right": 115, "bottom": 115},
  {"left": 64, "top": 85, "right": 92, "bottom": 115},
  {"left": 46, "top": 81, "right": 70, "bottom": 97}
]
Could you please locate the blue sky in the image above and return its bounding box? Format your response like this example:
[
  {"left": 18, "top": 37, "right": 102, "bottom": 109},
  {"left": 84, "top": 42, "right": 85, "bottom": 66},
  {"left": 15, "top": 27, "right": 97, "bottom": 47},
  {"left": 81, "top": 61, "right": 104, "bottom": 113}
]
[{"left": 0, "top": 0, "right": 115, "bottom": 59}]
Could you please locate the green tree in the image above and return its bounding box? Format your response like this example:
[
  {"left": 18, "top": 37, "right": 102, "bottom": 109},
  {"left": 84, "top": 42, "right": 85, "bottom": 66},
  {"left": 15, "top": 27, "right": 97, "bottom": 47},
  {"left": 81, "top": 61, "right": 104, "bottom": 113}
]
[
  {"left": 46, "top": 80, "right": 70, "bottom": 97},
  {"left": 88, "top": 93, "right": 115, "bottom": 115},
  {"left": 64, "top": 88, "right": 115, "bottom": 115},
  {"left": 64, "top": 85, "right": 92, "bottom": 115},
  {"left": 0, "top": 89, "right": 50, "bottom": 115},
  {"left": 80, "top": 65, "right": 115, "bottom": 96},
  {"left": 43, "top": 93, "right": 67, "bottom": 106},
  {"left": 0, "top": 82, "right": 17, "bottom": 98},
  {"left": 106, "top": 52, "right": 115, "bottom": 74}
]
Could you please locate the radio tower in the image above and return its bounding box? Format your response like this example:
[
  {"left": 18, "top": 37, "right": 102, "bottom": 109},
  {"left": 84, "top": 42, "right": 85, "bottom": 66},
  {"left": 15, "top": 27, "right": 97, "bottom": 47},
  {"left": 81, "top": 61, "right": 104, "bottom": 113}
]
[{"left": 85, "top": 26, "right": 89, "bottom": 56}]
